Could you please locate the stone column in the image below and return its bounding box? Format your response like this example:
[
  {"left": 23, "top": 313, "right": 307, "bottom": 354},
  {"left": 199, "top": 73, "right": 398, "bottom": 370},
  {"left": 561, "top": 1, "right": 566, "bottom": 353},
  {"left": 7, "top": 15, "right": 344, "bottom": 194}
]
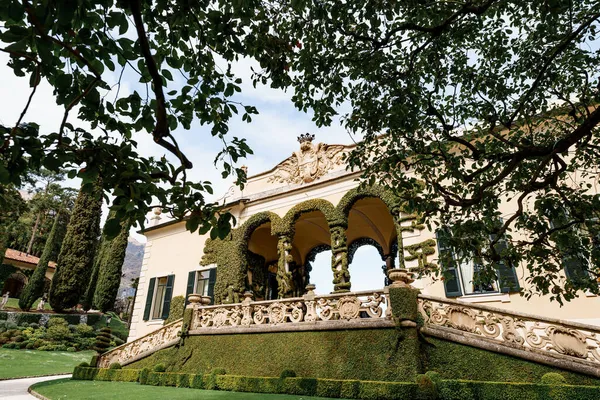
[
  {"left": 330, "top": 226, "right": 350, "bottom": 292},
  {"left": 276, "top": 236, "right": 293, "bottom": 298}
]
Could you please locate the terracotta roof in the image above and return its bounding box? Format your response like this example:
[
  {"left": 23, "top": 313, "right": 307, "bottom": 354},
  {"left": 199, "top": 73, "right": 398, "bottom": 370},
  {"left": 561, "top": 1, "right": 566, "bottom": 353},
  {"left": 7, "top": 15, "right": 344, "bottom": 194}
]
[{"left": 4, "top": 249, "right": 56, "bottom": 269}]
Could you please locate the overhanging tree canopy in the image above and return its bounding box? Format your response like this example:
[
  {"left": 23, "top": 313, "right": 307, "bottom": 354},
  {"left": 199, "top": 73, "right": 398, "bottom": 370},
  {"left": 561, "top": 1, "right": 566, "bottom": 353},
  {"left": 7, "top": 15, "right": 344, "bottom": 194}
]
[{"left": 260, "top": 0, "right": 600, "bottom": 303}]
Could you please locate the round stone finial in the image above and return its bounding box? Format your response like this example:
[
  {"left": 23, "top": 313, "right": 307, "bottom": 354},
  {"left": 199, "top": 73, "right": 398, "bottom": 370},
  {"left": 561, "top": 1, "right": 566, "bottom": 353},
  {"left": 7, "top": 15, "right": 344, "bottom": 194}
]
[
  {"left": 152, "top": 207, "right": 162, "bottom": 216},
  {"left": 387, "top": 268, "right": 415, "bottom": 288}
]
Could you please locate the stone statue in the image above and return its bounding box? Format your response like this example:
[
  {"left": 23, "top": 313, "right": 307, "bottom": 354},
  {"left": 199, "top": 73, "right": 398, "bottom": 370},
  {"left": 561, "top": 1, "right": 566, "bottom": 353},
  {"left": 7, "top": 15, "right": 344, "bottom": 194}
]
[
  {"left": 269, "top": 134, "right": 348, "bottom": 184},
  {"left": 0, "top": 292, "right": 9, "bottom": 310},
  {"left": 37, "top": 293, "right": 47, "bottom": 311}
]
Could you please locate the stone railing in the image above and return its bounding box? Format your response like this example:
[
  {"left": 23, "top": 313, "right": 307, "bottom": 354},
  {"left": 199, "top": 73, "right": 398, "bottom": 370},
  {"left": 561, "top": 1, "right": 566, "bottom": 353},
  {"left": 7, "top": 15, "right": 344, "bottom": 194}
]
[
  {"left": 188, "top": 286, "right": 390, "bottom": 333},
  {"left": 97, "top": 319, "right": 183, "bottom": 368},
  {"left": 418, "top": 294, "right": 600, "bottom": 377}
]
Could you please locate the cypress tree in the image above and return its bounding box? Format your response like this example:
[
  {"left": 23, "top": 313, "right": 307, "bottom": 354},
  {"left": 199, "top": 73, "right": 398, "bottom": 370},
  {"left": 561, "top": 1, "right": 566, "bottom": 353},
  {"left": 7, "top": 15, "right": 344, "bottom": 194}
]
[
  {"left": 81, "top": 236, "right": 108, "bottom": 311},
  {"left": 49, "top": 180, "right": 103, "bottom": 311},
  {"left": 19, "top": 210, "right": 62, "bottom": 311},
  {"left": 93, "top": 218, "right": 130, "bottom": 312}
]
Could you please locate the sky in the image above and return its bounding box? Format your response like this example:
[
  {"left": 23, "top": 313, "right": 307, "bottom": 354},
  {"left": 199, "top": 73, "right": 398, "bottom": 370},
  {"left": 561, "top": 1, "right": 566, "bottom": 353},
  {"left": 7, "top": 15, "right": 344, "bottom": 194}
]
[{"left": 0, "top": 52, "right": 386, "bottom": 295}]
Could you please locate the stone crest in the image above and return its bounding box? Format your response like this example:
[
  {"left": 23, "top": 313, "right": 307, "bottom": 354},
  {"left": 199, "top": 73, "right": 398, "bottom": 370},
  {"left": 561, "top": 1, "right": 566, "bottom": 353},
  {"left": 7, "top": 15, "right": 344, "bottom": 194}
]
[{"left": 268, "top": 134, "right": 347, "bottom": 184}]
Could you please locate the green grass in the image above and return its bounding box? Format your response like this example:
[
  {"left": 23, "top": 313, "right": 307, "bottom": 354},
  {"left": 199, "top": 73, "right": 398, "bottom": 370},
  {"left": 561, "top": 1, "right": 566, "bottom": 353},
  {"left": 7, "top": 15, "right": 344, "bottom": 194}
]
[
  {"left": 32, "top": 379, "right": 340, "bottom": 399},
  {"left": 0, "top": 349, "right": 94, "bottom": 379},
  {"left": 4, "top": 297, "right": 52, "bottom": 311}
]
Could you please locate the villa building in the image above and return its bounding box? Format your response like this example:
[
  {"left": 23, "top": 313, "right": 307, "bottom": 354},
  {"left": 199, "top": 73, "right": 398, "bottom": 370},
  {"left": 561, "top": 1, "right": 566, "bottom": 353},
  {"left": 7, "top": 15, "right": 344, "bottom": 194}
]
[{"left": 128, "top": 134, "right": 600, "bottom": 341}]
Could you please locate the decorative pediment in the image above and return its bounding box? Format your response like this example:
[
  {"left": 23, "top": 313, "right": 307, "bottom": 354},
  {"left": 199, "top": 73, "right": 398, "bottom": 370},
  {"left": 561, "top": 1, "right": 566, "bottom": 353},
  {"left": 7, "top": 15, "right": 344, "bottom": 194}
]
[{"left": 268, "top": 134, "right": 349, "bottom": 185}]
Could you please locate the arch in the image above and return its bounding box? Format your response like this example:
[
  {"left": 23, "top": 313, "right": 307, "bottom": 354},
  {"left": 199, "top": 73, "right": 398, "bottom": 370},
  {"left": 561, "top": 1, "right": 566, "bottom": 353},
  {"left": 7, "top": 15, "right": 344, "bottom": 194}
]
[
  {"left": 235, "top": 211, "right": 282, "bottom": 241},
  {"left": 348, "top": 237, "right": 385, "bottom": 265},
  {"left": 2, "top": 272, "right": 28, "bottom": 298},
  {"left": 275, "top": 199, "right": 346, "bottom": 237},
  {"left": 336, "top": 184, "right": 402, "bottom": 218}
]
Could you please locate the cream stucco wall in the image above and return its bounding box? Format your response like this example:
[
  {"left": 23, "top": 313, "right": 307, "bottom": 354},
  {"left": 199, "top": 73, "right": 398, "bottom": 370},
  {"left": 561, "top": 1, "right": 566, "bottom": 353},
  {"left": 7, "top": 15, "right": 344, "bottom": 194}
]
[{"left": 129, "top": 142, "right": 600, "bottom": 341}]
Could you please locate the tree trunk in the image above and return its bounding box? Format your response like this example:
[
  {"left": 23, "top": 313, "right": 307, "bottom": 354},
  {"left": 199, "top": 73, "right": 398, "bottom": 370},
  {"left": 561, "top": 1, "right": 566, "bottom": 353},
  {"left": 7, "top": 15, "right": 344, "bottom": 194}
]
[{"left": 26, "top": 213, "right": 41, "bottom": 255}]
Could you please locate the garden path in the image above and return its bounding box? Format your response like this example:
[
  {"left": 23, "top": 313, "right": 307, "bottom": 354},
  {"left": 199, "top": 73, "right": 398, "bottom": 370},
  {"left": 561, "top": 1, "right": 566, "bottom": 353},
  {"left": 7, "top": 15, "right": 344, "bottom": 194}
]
[{"left": 0, "top": 374, "right": 70, "bottom": 399}]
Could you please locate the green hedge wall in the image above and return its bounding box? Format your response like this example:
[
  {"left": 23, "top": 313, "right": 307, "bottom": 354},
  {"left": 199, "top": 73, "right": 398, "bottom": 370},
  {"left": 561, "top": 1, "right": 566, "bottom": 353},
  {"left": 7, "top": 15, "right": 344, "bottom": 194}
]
[
  {"left": 127, "top": 328, "right": 419, "bottom": 381},
  {"left": 73, "top": 366, "right": 139, "bottom": 382},
  {"left": 0, "top": 311, "right": 105, "bottom": 327},
  {"left": 424, "top": 337, "right": 600, "bottom": 386},
  {"left": 73, "top": 367, "right": 600, "bottom": 400}
]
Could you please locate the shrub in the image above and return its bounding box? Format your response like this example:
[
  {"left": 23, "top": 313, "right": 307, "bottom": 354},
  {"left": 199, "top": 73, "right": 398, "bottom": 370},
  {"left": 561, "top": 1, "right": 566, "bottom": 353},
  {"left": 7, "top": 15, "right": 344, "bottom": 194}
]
[
  {"left": 541, "top": 373, "right": 567, "bottom": 385},
  {"left": 0, "top": 321, "right": 6, "bottom": 329},
  {"left": 93, "top": 327, "right": 112, "bottom": 354},
  {"left": 16, "top": 313, "right": 41, "bottom": 326},
  {"left": 280, "top": 370, "right": 297, "bottom": 379},
  {"left": 46, "top": 324, "right": 72, "bottom": 341},
  {"left": 154, "top": 364, "right": 166, "bottom": 373},
  {"left": 67, "top": 346, "right": 77, "bottom": 352},
  {"left": 113, "top": 337, "right": 125, "bottom": 346},
  {"left": 163, "top": 296, "right": 185, "bottom": 325},
  {"left": 78, "top": 362, "right": 90, "bottom": 367},
  {"left": 54, "top": 344, "right": 68, "bottom": 351},
  {"left": 75, "top": 324, "right": 94, "bottom": 337},
  {"left": 6, "top": 322, "right": 17, "bottom": 330},
  {"left": 416, "top": 374, "right": 438, "bottom": 400},
  {"left": 2, "top": 343, "right": 16, "bottom": 349},
  {"left": 139, "top": 368, "right": 151, "bottom": 385},
  {"left": 211, "top": 368, "right": 226, "bottom": 375},
  {"left": 29, "top": 322, "right": 39, "bottom": 329},
  {"left": 26, "top": 342, "right": 35, "bottom": 349},
  {"left": 18, "top": 342, "right": 28, "bottom": 349},
  {"left": 13, "top": 335, "right": 24, "bottom": 342},
  {"left": 19, "top": 322, "right": 29, "bottom": 328},
  {"left": 47, "top": 317, "right": 68, "bottom": 327},
  {"left": 86, "top": 314, "right": 103, "bottom": 327},
  {"left": 0, "top": 311, "right": 7, "bottom": 320},
  {"left": 109, "top": 363, "right": 122, "bottom": 370}
]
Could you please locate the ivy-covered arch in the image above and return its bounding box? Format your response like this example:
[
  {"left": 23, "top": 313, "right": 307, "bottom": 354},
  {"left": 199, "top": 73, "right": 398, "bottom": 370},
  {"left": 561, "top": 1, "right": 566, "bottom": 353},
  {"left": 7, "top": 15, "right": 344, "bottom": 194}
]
[
  {"left": 348, "top": 237, "right": 385, "bottom": 265},
  {"left": 200, "top": 212, "right": 283, "bottom": 304},
  {"left": 274, "top": 199, "right": 346, "bottom": 237},
  {"left": 336, "top": 184, "right": 403, "bottom": 218}
]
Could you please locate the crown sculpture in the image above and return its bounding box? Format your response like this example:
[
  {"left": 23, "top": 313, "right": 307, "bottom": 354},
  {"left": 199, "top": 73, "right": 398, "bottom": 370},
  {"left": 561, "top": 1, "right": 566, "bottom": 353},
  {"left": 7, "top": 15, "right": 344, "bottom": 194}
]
[
  {"left": 297, "top": 133, "right": 315, "bottom": 144},
  {"left": 269, "top": 133, "right": 347, "bottom": 185}
]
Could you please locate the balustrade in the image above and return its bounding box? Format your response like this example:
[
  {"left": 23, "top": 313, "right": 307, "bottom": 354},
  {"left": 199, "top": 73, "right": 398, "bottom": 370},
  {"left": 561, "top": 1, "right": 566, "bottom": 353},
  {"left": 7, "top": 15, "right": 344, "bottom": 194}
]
[{"left": 418, "top": 295, "right": 600, "bottom": 373}]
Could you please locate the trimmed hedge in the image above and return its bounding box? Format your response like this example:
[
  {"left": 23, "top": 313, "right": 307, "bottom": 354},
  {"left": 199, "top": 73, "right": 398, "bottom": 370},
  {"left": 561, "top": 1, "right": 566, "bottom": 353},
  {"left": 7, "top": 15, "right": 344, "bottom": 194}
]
[
  {"left": 424, "top": 337, "right": 600, "bottom": 386},
  {"left": 73, "top": 367, "right": 139, "bottom": 382},
  {"left": 127, "top": 328, "right": 420, "bottom": 381},
  {"left": 73, "top": 367, "right": 600, "bottom": 400}
]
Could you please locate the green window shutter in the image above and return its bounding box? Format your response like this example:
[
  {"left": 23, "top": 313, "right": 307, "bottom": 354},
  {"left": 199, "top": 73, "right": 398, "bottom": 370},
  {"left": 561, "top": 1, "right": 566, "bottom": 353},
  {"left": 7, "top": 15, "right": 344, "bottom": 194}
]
[
  {"left": 143, "top": 278, "right": 156, "bottom": 321},
  {"left": 161, "top": 275, "right": 175, "bottom": 320},
  {"left": 207, "top": 268, "right": 217, "bottom": 305},
  {"left": 184, "top": 271, "right": 195, "bottom": 308},
  {"left": 490, "top": 233, "right": 520, "bottom": 293},
  {"left": 550, "top": 214, "right": 588, "bottom": 283},
  {"left": 436, "top": 230, "right": 462, "bottom": 297}
]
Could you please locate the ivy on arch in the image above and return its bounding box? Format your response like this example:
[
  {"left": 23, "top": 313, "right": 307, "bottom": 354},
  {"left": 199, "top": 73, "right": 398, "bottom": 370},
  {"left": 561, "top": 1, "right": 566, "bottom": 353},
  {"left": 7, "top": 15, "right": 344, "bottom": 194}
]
[
  {"left": 274, "top": 199, "right": 346, "bottom": 237},
  {"left": 347, "top": 237, "right": 385, "bottom": 265}
]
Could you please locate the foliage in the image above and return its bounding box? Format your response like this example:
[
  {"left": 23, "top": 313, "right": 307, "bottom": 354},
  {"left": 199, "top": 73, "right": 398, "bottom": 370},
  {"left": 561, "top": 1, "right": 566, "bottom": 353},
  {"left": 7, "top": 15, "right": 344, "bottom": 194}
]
[
  {"left": 280, "top": 370, "right": 297, "bottom": 379},
  {"left": 19, "top": 209, "right": 63, "bottom": 310},
  {"left": 0, "top": 0, "right": 280, "bottom": 243},
  {"left": 109, "top": 363, "right": 122, "bottom": 370},
  {"left": 423, "top": 337, "right": 599, "bottom": 386},
  {"left": 163, "top": 296, "right": 185, "bottom": 325},
  {"left": 5, "top": 170, "right": 76, "bottom": 259},
  {"left": 94, "top": 327, "right": 113, "bottom": 354},
  {"left": 49, "top": 180, "right": 102, "bottom": 311},
  {"left": 153, "top": 364, "right": 166, "bottom": 373},
  {"left": 542, "top": 373, "right": 568, "bottom": 385},
  {"left": 128, "top": 328, "right": 420, "bottom": 382},
  {"left": 82, "top": 235, "right": 109, "bottom": 311},
  {"left": 94, "top": 217, "right": 131, "bottom": 312},
  {"left": 261, "top": 0, "right": 600, "bottom": 302},
  {"left": 76, "top": 367, "right": 600, "bottom": 400},
  {"left": 0, "top": 185, "right": 27, "bottom": 265},
  {"left": 0, "top": 264, "right": 17, "bottom": 293}
]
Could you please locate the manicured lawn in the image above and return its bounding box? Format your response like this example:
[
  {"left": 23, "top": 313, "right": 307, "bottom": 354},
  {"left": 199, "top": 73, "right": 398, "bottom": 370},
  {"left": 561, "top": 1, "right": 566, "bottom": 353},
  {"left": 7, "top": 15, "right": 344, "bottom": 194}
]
[
  {"left": 4, "top": 297, "right": 52, "bottom": 311},
  {"left": 32, "top": 379, "right": 339, "bottom": 399},
  {"left": 0, "top": 349, "right": 94, "bottom": 379}
]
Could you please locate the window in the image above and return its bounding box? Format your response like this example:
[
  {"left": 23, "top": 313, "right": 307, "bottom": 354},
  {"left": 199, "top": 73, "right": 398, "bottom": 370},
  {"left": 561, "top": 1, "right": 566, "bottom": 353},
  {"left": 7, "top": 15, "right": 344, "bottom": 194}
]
[
  {"left": 143, "top": 275, "right": 175, "bottom": 321},
  {"left": 549, "top": 213, "right": 597, "bottom": 283},
  {"left": 436, "top": 228, "right": 520, "bottom": 298},
  {"left": 195, "top": 270, "right": 211, "bottom": 296},
  {"left": 152, "top": 277, "right": 168, "bottom": 319},
  {"left": 185, "top": 268, "right": 217, "bottom": 305}
]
